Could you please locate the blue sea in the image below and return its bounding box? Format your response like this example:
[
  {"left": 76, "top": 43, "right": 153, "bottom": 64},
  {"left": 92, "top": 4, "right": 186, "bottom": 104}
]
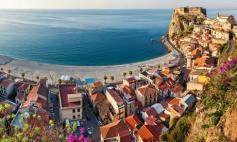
[{"left": 0, "top": 9, "right": 236, "bottom": 66}]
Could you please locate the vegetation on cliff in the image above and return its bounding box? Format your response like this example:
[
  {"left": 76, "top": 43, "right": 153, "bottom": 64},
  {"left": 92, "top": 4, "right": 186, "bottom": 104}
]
[{"left": 160, "top": 43, "right": 237, "bottom": 142}]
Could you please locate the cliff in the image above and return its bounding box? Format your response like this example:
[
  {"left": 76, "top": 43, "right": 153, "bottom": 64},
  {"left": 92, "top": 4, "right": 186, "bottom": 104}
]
[{"left": 168, "top": 7, "right": 206, "bottom": 38}]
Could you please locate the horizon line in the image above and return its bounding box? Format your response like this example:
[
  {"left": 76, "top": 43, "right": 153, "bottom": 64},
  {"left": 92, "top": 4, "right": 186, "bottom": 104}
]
[{"left": 0, "top": 7, "right": 237, "bottom": 10}]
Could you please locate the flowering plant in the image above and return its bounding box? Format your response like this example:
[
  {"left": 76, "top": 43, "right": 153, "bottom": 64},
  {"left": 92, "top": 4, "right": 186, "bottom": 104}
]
[{"left": 219, "top": 57, "right": 237, "bottom": 74}]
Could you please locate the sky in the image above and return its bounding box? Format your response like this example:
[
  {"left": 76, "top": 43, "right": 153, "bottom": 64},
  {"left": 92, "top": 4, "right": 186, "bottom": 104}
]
[{"left": 0, "top": 0, "right": 236, "bottom": 9}]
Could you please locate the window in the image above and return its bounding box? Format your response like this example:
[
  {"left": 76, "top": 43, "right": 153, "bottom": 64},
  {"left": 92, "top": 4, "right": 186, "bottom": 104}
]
[
  {"left": 73, "top": 115, "right": 76, "bottom": 119},
  {"left": 72, "top": 109, "right": 75, "bottom": 113},
  {"left": 77, "top": 115, "right": 80, "bottom": 118},
  {"left": 77, "top": 109, "right": 80, "bottom": 112}
]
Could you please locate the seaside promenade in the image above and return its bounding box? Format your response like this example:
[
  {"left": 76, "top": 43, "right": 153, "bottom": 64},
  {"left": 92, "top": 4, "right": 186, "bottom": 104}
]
[{"left": 0, "top": 38, "right": 182, "bottom": 84}]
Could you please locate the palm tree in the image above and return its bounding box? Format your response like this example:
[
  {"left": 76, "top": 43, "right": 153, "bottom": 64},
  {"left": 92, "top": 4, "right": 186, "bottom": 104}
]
[
  {"left": 7, "top": 69, "right": 11, "bottom": 77},
  {"left": 104, "top": 75, "right": 108, "bottom": 83},
  {"left": 139, "top": 68, "right": 143, "bottom": 73},
  {"left": 58, "top": 79, "right": 62, "bottom": 85},
  {"left": 157, "top": 64, "right": 161, "bottom": 70},
  {"left": 36, "top": 76, "right": 40, "bottom": 81},
  {"left": 123, "top": 72, "right": 127, "bottom": 78},
  {"left": 21, "top": 73, "right": 25, "bottom": 80},
  {"left": 129, "top": 71, "right": 133, "bottom": 76},
  {"left": 110, "top": 76, "right": 114, "bottom": 82},
  {"left": 0, "top": 67, "right": 3, "bottom": 72}
]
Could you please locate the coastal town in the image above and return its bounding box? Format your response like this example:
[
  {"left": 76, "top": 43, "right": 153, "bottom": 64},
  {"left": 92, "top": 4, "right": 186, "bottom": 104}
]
[{"left": 0, "top": 7, "right": 237, "bottom": 142}]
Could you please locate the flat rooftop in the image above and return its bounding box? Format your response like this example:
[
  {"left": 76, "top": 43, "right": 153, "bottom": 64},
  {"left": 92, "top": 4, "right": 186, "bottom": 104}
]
[{"left": 59, "top": 84, "right": 82, "bottom": 108}]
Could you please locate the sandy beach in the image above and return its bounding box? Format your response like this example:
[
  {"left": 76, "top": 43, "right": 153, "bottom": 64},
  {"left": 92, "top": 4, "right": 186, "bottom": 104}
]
[{"left": 0, "top": 39, "right": 182, "bottom": 84}]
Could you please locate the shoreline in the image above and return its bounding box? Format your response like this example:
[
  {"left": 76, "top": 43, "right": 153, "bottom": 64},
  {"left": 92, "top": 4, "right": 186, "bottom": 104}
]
[{"left": 0, "top": 37, "right": 182, "bottom": 84}]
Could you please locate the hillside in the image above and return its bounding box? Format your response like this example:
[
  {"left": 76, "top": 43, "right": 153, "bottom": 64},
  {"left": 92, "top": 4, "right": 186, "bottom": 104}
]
[{"left": 160, "top": 7, "right": 237, "bottom": 142}]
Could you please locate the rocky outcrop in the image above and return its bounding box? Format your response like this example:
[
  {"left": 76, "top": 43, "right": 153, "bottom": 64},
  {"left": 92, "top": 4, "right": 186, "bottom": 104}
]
[{"left": 168, "top": 7, "right": 206, "bottom": 38}]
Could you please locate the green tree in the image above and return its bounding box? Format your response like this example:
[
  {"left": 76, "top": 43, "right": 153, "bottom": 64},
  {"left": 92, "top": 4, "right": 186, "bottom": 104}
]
[
  {"left": 104, "top": 75, "right": 108, "bottom": 83},
  {"left": 7, "top": 69, "right": 11, "bottom": 77},
  {"left": 110, "top": 76, "right": 114, "bottom": 82},
  {"left": 58, "top": 79, "right": 62, "bottom": 85},
  {"left": 21, "top": 73, "right": 25, "bottom": 80},
  {"left": 36, "top": 76, "right": 40, "bottom": 81},
  {"left": 123, "top": 72, "right": 127, "bottom": 78}
]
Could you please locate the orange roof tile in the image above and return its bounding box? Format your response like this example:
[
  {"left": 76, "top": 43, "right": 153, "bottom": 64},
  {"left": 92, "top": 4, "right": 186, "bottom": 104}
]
[
  {"left": 171, "top": 84, "right": 184, "bottom": 94},
  {"left": 125, "top": 114, "right": 142, "bottom": 131},
  {"left": 91, "top": 92, "right": 106, "bottom": 104},
  {"left": 144, "top": 107, "right": 158, "bottom": 117},
  {"left": 168, "top": 98, "right": 181, "bottom": 106},
  {"left": 93, "top": 81, "right": 103, "bottom": 88},
  {"left": 137, "top": 85, "right": 157, "bottom": 97},
  {"left": 59, "top": 84, "right": 81, "bottom": 108},
  {"left": 100, "top": 120, "right": 132, "bottom": 142},
  {"left": 26, "top": 81, "right": 48, "bottom": 109},
  {"left": 137, "top": 124, "right": 163, "bottom": 141},
  {"left": 0, "top": 79, "right": 12, "bottom": 88},
  {"left": 107, "top": 89, "right": 124, "bottom": 105},
  {"left": 122, "top": 86, "right": 135, "bottom": 96}
]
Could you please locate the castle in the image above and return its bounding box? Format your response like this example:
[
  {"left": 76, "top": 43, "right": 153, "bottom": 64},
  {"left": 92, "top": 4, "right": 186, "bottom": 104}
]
[{"left": 174, "top": 7, "right": 207, "bottom": 17}]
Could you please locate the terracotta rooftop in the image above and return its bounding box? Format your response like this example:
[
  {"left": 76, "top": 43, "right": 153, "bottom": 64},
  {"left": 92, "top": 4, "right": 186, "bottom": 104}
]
[
  {"left": 171, "top": 105, "right": 185, "bottom": 115},
  {"left": 59, "top": 84, "right": 81, "bottom": 108},
  {"left": 0, "top": 79, "right": 12, "bottom": 88},
  {"left": 137, "top": 124, "right": 163, "bottom": 142},
  {"left": 91, "top": 92, "right": 106, "bottom": 104},
  {"left": 122, "top": 86, "right": 135, "bottom": 96},
  {"left": 171, "top": 84, "right": 184, "bottom": 94},
  {"left": 25, "top": 81, "right": 48, "bottom": 109},
  {"left": 125, "top": 77, "right": 140, "bottom": 84},
  {"left": 158, "top": 78, "right": 175, "bottom": 91},
  {"left": 191, "top": 47, "right": 203, "bottom": 58},
  {"left": 137, "top": 84, "right": 157, "bottom": 97},
  {"left": 154, "top": 76, "right": 163, "bottom": 86},
  {"left": 16, "top": 82, "right": 29, "bottom": 91},
  {"left": 107, "top": 89, "right": 124, "bottom": 106},
  {"left": 168, "top": 98, "right": 181, "bottom": 106},
  {"left": 100, "top": 120, "right": 132, "bottom": 142},
  {"left": 93, "top": 81, "right": 103, "bottom": 88},
  {"left": 144, "top": 107, "right": 158, "bottom": 118},
  {"left": 125, "top": 114, "right": 142, "bottom": 131},
  {"left": 193, "top": 55, "right": 213, "bottom": 68}
]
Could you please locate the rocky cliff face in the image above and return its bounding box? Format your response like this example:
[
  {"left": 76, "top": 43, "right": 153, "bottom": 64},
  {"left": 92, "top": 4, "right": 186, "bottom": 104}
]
[{"left": 168, "top": 7, "right": 206, "bottom": 38}]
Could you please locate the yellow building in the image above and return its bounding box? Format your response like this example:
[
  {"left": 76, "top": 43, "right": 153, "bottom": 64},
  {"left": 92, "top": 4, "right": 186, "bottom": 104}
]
[
  {"left": 198, "top": 75, "right": 210, "bottom": 84},
  {"left": 135, "top": 85, "right": 158, "bottom": 107}
]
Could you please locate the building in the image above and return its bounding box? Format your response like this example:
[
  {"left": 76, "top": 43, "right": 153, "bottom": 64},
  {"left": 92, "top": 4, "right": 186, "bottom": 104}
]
[
  {"left": 158, "top": 78, "right": 175, "bottom": 98},
  {"left": 136, "top": 84, "right": 159, "bottom": 107},
  {"left": 187, "top": 80, "right": 205, "bottom": 91},
  {"left": 180, "top": 94, "right": 196, "bottom": 110},
  {"left": 123, "top": 76, "right": 143, "bottom": 90},
  {"left": 100, "top": 120, "right": 133, "bottom": 142},
  {"left": 106, "top": 89, "right": 125, "bottom": 120},
  {"left": 174, "top": 7, "right": 206, "bottom": 17},
  {"left": 125, "top": 114, "right": 142, "bottom": 139},
  {"left": 21, "top": 80, "right": 48, "bottom": 110},
  {"left": 142, "top": 107, "right": 159, "bottom": 121},
  {"left": 0, "top": 79, "right": 15, "bottom": 98},
  {"left": 137, "top": 123, "right": 168, "bottom": 142},
  {"left": 58, "top": 84, "right": 83, "bottom": 121},
  {"left": 233, "top": 25, "right": 237, "bottom": 38},
  {"left": 170, "top": 84, "right": 184, "bottom": 97},
  {"left": 15, "top": 81, "right": 31, "bottom": 104},
  {"left": 167, "top": 98, "right": 185, "bottom": 118},
  {"left": 120, "top": 86, "right": 136, "bottom": 117},
  {"left": 216, "top": 15, "right": 236, "bottom": 31}
]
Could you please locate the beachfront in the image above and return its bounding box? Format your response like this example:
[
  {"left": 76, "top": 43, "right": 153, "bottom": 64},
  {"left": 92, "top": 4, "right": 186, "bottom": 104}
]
[{"left": 0, "top": 38, "right": 182, "bottom": 84}]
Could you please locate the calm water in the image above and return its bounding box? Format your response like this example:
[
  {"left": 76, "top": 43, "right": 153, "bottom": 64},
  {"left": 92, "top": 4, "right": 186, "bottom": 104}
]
[{"left": 0, "top": 9, "right": 236, "bottom": 66}]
